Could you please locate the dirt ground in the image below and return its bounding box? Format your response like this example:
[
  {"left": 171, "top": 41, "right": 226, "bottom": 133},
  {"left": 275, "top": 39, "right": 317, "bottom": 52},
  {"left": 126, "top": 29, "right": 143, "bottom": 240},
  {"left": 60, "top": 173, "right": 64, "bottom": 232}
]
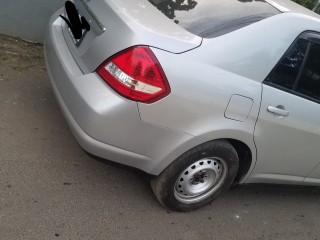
[
  {"left": 0, "top": 35, "right": 43, "bottom": 72},
  {"left": 1, "top": 34, "right": 320, "bottom": 240}
]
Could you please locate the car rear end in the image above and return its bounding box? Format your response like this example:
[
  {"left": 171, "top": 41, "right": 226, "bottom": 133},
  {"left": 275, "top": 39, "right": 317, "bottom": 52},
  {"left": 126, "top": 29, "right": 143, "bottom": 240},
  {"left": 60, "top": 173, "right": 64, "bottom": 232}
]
[
  {"left": 44, "top": 0, "right": 284, "bottom": 175},
  {"left": 44, "top": 0, "right": 205, "bottom": 175}
]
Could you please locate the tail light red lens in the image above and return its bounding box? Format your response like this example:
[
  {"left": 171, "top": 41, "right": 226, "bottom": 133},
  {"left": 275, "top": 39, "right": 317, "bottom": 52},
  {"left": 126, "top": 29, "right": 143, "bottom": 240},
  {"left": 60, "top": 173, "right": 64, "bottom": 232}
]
[{"left": 97, "top": 46, "right": 170, "bottom": 104}]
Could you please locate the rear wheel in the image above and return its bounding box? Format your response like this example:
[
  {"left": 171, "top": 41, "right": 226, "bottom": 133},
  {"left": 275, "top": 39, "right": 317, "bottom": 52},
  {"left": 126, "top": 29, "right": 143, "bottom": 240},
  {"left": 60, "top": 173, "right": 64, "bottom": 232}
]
[{"left": 151, "top": 140, "right": 239, "bottom": 211}]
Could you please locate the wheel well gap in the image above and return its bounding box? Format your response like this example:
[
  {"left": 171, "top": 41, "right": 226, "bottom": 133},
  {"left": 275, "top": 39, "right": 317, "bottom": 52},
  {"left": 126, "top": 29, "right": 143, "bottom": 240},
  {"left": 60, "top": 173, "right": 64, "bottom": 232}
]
[{"left": 227, "top": 139, "right": 252, "bottom": 183}]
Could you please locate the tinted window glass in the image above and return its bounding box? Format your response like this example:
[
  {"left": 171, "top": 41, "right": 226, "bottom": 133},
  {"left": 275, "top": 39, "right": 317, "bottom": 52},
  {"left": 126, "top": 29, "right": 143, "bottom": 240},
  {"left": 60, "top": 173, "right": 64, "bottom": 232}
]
[
  {"left": 296, "top": 42, "right": 320, "bottom": 100},
  {"left": 266, "top": 38, "right": 309, "bottom": 90},
  {"left": 148, "top": 0, "right": 280, "bottom": 38}
]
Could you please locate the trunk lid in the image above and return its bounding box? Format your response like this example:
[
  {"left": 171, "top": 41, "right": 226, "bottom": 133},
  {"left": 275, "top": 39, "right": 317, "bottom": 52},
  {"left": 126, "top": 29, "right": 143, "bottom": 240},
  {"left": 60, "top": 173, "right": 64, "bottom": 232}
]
[{"left": 61, "top": 0, "right": 202, "bottom": 73}]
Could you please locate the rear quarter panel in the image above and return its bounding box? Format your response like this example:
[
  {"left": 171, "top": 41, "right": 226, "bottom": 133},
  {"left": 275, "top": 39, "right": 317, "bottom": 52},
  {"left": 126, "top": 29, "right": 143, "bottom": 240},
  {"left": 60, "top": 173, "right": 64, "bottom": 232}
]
[{"left": 138, "top": 13, "right": 320, "bottom": 182}]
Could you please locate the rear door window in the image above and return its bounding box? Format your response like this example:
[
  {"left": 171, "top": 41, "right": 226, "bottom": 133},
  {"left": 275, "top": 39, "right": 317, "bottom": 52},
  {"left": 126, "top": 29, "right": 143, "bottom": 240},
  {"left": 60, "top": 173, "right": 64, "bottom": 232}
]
[
  {"left": 265, "top": 32, "right": 320, "bottom": 103},
  {"left": 265, "top": 38, "right": 309, "bottom": 90},
  {"left": 295, "top": 42, "right": 320, "bottom": 100}
]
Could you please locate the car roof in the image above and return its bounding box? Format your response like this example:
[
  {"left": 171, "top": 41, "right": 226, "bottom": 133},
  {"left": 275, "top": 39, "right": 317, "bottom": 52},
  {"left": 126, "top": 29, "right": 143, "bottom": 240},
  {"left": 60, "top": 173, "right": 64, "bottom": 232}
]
[{"left": 266, "top": 0, "right": 320, "bottom": 19}]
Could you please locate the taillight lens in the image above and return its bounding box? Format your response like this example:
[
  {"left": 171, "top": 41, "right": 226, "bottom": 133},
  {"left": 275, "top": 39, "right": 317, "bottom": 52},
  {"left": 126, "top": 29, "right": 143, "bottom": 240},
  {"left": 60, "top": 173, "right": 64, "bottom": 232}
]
[{"left": 97, "top": 46, "right": 170, "bottom": 104}]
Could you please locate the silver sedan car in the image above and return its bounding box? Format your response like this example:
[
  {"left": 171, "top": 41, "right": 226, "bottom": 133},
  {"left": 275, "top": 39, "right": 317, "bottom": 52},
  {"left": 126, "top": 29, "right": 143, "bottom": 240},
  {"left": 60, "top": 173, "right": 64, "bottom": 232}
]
[{"left": 44, "top": 0, "right": 320, "bottom": 211}]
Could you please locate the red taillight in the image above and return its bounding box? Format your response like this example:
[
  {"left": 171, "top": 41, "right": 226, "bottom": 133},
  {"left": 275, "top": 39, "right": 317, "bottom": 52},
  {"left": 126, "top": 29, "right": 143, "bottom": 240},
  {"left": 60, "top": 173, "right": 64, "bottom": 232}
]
[{"left": 97, "top": 46, "right": 170, "bottom": 104}]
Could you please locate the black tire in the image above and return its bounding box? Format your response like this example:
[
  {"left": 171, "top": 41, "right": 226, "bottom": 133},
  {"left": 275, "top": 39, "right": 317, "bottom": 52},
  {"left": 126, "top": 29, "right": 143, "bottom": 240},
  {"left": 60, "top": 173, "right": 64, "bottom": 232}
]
[{"left": 151, "top": 140, "right": 239, "bottom": 212}]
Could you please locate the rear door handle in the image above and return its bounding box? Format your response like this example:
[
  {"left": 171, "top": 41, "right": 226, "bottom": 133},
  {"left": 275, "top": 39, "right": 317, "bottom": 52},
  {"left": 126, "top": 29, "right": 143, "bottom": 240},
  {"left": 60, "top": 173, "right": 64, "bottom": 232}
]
[{"left": 267, "top": 106, "right": 289, "bottom": 117}]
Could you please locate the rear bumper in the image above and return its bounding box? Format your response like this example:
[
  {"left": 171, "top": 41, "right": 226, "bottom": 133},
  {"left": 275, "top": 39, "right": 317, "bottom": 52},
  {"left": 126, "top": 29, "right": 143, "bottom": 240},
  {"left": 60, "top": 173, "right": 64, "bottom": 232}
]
[
  {"left": 44, "top": 14, "right": 154, "bottom": 171},
  {"left": 44, "top": 13, "right": 202, "bottom": 175}
]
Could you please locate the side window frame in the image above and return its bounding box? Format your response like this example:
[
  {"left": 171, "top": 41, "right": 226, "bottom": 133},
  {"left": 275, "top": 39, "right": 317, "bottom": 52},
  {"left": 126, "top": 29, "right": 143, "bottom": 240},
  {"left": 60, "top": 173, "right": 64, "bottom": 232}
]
[{"left": 264, "top": 31, "right": 320, "bottom": 104}]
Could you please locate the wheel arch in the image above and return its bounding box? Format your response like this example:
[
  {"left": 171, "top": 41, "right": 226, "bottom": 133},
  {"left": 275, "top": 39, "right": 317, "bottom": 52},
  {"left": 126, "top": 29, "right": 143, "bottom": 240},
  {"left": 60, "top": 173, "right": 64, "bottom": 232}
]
[
  {"left": 151, "top": 136, "right": 255, "bottom": 183},
  {"left": 226, "top": 139, "right": 253, "bottom": 183}
]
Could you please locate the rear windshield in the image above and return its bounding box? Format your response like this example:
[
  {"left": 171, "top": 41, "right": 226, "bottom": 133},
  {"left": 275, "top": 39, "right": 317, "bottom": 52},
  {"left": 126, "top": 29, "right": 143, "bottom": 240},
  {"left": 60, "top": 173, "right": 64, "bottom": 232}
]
[{"left": 148, "top": 0, "right": 281, "bottom": 38}]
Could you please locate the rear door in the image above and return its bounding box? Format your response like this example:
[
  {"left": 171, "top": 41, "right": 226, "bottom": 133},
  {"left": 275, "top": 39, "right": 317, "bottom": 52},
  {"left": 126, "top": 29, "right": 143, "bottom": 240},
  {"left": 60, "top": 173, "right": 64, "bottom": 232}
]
[{"left": 250, "top": 32, "right": 320, "bottom": 184}]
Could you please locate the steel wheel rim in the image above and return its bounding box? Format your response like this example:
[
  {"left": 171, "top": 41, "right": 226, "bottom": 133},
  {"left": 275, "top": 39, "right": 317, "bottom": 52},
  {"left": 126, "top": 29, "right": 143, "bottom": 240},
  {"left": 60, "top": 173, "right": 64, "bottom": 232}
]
[{"left": 174, "top": 158, "right": 228, "bottom": 204}]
